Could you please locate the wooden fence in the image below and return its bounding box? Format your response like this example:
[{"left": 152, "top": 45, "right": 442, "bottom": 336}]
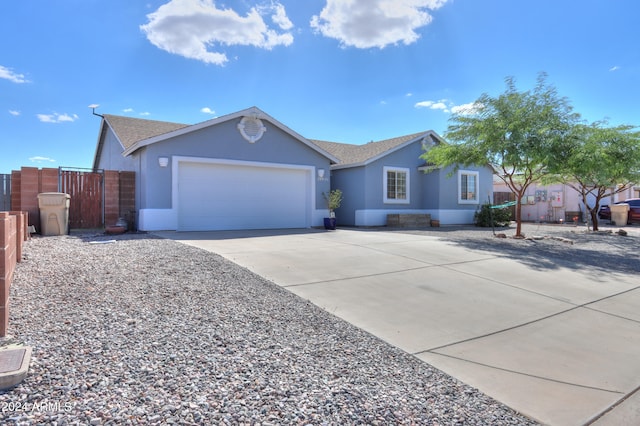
[
  {"left": 8, "top": 167, "right": 135, "bottom": 231},
  {"left": 59, "top": 170, "right": 103, "bottom": 229}
]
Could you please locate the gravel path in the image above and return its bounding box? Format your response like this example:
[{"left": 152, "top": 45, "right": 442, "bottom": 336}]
[{"left": 0, "top": 230, "right": 545, "bottom": 425}]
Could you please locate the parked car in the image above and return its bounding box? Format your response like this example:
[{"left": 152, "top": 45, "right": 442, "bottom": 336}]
[{"left": 598, "top": 198, "right": 640, "bottom": 223}]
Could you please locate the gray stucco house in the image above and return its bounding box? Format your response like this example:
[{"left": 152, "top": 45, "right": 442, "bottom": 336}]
[
  {"left": 92, "top": 106, "right": 492, "bottom": 231},
  {"left": 313, "top": 133, "right": 493, "bottom": 227}
]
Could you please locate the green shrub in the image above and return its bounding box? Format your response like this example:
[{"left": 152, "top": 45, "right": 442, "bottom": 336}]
[
  {"left": 474, "top": 203, "right": 511, "bottom": 227},
  {"left": 322, "top": 189, "right": 343, "bottom": 212}
]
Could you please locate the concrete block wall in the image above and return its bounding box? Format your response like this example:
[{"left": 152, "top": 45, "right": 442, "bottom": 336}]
[
  {"left": 8, "top": 211, "right": 26, "bottom": 262},
  {"left": 0, "top": 211, "right": 26, "bottom": 337},
  {"left": 11, "top": 167, "right": 58, "bottom": 229},
  {"left": 40, "top": 168, "right": 59, "bottom": 193}
]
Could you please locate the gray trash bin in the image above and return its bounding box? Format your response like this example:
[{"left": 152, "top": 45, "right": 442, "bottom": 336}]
[
  {"left": 610, "top": 203, "right": 629, "bottom": 226},
  {"left": 37, "top": 192, "right": 71, "bottom": 236}
]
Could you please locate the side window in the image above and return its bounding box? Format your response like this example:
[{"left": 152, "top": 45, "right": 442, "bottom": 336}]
[
  {"left": 384, "top": 166, "right": 410, "bottom": 204},
  {"left": 458, "top": 170, "right": 479, "bottom": 204}
]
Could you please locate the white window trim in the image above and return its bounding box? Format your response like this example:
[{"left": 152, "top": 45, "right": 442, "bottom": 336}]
[
  {"left": 458, "top": 170, "right": 479, "bottom": 205},
  {"left": 383, "top": 166, "right": 410, "bottom": 204}
]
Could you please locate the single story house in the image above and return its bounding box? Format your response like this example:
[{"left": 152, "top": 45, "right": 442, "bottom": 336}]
[
  {"left": 92, "top": 106, "right": 493, "bottom": 231},
  {"left": 313, "top": 135, "right": 493, "bottom": 226}
]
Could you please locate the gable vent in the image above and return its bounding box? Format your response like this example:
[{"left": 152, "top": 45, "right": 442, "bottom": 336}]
[{"left": 238, "top": 116, "right": 267, "bottom": 143}]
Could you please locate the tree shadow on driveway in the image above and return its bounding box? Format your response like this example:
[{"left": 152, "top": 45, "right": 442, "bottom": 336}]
[{"left": 443, "top": 233, "right": 640, "bottom": 276}]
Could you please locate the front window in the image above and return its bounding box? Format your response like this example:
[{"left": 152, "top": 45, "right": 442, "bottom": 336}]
[
  {"left": 458, "top": 170, "right": 479, "bottom": 204},
  {"left": 384, "top": 166, "right": 410, "bottom": 204}
]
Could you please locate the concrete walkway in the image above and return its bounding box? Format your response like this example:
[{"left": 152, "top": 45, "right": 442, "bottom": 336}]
[{"left": 156, "top": 228, "right": 640, "bottom": 426}]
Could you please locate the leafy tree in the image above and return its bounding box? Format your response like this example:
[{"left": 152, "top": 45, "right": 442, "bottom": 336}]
[
  {"left": 422, "top": 74, "right": 579, "bottom": 237},
  {"left": 548, "top": 122, "right": 640, "bottom": 230}
]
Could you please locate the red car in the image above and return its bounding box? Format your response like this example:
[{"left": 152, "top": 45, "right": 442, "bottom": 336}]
[{"left": 598, "top": 198, "right": 640, "bottom": 224}]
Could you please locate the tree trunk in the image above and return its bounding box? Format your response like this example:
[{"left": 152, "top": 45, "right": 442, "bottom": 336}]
[
  {"left": 591, "top": 209, "right": 599, "bottom": 231},
  {"left": 514, "top": 193, "right": 523, "bottom": 237}
]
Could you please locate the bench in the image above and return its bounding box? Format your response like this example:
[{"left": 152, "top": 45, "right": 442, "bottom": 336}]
[{"left": 386, "top": 214, "right": 432, "bottom": 228}]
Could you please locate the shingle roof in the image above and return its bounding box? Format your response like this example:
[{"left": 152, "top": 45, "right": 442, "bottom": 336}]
[
  {"left": 104, "top": 114, "right": 189, "bottom": 149},
  {"left": 100, "top": 112, "right": 437, "bottom": 168},
  {"left": 311, "top": 131, "right": 434, "bottom": 167}
]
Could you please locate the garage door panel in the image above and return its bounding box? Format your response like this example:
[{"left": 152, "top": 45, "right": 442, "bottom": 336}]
[{"left": 177, "top": 162, "right": 309, "bottom": 231}]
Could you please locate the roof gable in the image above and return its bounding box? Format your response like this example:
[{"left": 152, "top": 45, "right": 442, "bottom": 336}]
[
  {"left": 312, "top": 131, "right": 443, "bottom": 169},
  {"left": 114, "top": 106, "right": 338, "bottom": 163}
]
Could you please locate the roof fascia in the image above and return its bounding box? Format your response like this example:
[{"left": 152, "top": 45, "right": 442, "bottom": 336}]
[
  {"left": 331, "top": 161, "right": 367, "bottom": 170},
  {"left": 331, "top": 131, "right": 439, "bottom": 170},
  {"left": 92, "top": 118, "right": 120, "bottom": 170}
]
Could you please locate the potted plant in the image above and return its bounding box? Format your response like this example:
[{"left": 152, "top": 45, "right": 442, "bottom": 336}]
[{"left": 322, "top": 189, "right": 343, "bottom": 230}]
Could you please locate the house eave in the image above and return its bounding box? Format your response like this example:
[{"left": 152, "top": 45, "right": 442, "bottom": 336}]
[
  {"left": 362, "top": 131, "right": 435, "bottom": 165},
  {"left": 331, "top": 161, "right": 366, "bottom": 170},
  {"left": 93, "top": 118, "right": 127, "bottom": 170},
  {"left": 92, "top": 120, "right": 107, "bottom": 170},
  {"left": 330, "top": 130, "right": 442, "bottom": 170},
  {"left": 121, "top": 106, "right": 339, "bottom": 164}
]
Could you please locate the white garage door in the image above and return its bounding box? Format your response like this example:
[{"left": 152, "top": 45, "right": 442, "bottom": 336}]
[{"left": 177, "top": 161, "right": 310, "bottom": 231}]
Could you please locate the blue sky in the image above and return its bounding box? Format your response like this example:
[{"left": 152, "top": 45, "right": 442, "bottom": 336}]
[{"left": 1, "top": 0, "right": 638, "bottom": 173}]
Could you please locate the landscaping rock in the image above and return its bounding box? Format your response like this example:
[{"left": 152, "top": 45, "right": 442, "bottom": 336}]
[{"left": 1, "top": 233, "right": 537, "bottom": 425}]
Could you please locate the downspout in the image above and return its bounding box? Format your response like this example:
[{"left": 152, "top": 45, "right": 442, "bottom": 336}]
[
  {"left": 89, "top": 104, "right": 103, "bottom": 118},
  {"left": 89, "top": 105, "right": 106, "bottom": 227}
]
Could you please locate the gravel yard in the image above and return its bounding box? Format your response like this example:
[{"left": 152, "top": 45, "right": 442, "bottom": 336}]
[
  {"left": 396, "top": 222, "right": 640, "bottom": 275},
  {"left": 1, "top": 222, "right": 637, "bottom": 425}
]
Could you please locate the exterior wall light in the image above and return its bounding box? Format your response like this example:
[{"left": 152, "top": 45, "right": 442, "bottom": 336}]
[{"left": 158, "top": 157, "right": 169, "bottom": 167}]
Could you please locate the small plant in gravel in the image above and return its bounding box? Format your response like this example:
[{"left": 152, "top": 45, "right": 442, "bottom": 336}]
[{"left": 474, "top": 203, "right": 511, "bottom": 227}]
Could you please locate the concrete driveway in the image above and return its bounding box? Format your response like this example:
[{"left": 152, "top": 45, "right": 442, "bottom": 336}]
[{"left": 156, "top": 228, "right": 640, "bottom": 426}]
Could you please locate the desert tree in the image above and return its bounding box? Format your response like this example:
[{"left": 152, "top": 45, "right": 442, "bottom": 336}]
[
  {"left": 422, "top": 73, "right": 580, "bottom": 237},
  {"left": 548, "top": 122, "right": 640, "bottom": 230}
]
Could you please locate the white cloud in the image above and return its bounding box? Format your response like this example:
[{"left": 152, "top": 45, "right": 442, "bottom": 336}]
[
  {"left": 310, "top": 0, "right": 449, "bottom": 49},
  {"left": 0, "top": 65, "right": 29, "bottom": 83},
  {"left": 200, "top": 107, "right": 216, "bottom": 114},
  {"left": 450, "top": 101, "right": 483, "bottom": 115},
  {"left": 140, "top": 0, "right": 294, "bottom": 65},
  {"left": 140, "top": 112, "right": 151, "bottom": 116},
  {"left": 123, "top": 108, "right": 134, "bottom": 113},
  {"left": 609, "top": 65, "right": 620, "bottom": 72},
  {"left": 37, "top": 113, "right": 79, "bottom": 123},
  {"left": 29, "top": 156, "right": 56, "bottom": 163},
  {"left": 415, "top": 99, "right": 483, "bottom": 115},
  {"left": 264, "top": 3, "right": 293, "bottom": 31},
  {"left": 9, "top": 110, "right": 20, "bottom": 116},
  {"left": 415, "top": 99, "right": 450, "bottom": 112}
]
